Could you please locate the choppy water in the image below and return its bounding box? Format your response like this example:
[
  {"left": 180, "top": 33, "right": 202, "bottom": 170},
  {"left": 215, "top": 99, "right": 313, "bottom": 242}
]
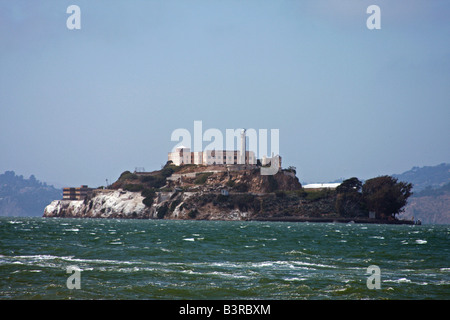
[{"left": 0, "top": 217, "right": 449, "bottom": 299}]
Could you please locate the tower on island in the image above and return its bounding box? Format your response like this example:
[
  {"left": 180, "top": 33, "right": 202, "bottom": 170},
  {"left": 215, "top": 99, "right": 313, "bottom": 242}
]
[{"left": 240, "top": 129, "right": 246, "bottom": 165}]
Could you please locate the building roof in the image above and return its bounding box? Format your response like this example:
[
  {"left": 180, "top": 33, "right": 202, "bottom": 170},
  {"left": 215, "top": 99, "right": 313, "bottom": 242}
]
[{"left": 303, "top": 183, "right": 341, "bottom": 189}]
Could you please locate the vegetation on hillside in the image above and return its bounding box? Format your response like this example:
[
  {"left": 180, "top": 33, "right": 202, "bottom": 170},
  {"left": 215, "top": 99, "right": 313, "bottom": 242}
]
[
  {"left": 392, "top": 163, "right": 450, "bottom": 192},
  {"left": 413, "top": 182, "right": 450, "bottom": 197},
  {"left": 0, "top": 171, "right": 62, "bottom": 217}
]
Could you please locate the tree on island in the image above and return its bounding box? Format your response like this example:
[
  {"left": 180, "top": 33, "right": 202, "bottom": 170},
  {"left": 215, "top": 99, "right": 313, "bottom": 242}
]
[
  {"left": 335, "top": 177, "right": 366, "bottom": 217},
  {"left": 336, "top": 177, "right": 362, "bottom": 194},
  {"left": 335, "top": 176, "right": 413, "bottom": 220},
  {"left": 362, "top": 176, "right": 413, "bottom": 220}
]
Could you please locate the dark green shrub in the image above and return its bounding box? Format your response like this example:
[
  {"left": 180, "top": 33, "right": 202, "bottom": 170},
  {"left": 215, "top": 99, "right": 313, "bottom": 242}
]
[
  {"left": 226, "top": 179, "right": 235, "bottom": 187},
  {"left": 160, "top": 166, "right": 175, "bottom": 178},
  {"left": 157, "top": 203, "right": 169, "bottom": 219},
  {"left": 194, "top": 172, "right": 213, "bottom": 185},
  {"left": 188, "top": 209, "right": 198, "bottom": 219},
  {"left": 170, "top": 199, "right": 182, "bottom": 212},
  {"left": 142, "top": 196, "right": 155, "bottom": 207},
  {"left": 234, "top": 182, "right": 249, "bottom": 192},
  {"left": 275, "top": 190, "right": 286, "bottom": 198},
  {"left": 141, "top": 175, "right": 166, "bottom": 189},
  {"left": 215, "top": 194, "right": 229, "bottom": 203},
  {"left": 141, "top": 175, "right": 155, "bottom": 183},
  {"left": 119, "top": 171, "right": 138, "bottom": 180},
  {"left": 141, "top": 188, "right": 156, "bottom": 198},
  {"left": 305, "top": 189, "right": 332, "bottom": 201},
  {"left": 141, "top": 188, "right": 157, "bottom": 207},
  {"left": 267, "top": 175, "right": 278, "bottom": 192},
  {"left": 124, "top": 184, "right": 144, "bottom": 192},
  {"left": 231, "top": 194, "right": 256, "bottom": 211},
  {"left": 295, "top": 189, "right": 308, "bottom": 198}
]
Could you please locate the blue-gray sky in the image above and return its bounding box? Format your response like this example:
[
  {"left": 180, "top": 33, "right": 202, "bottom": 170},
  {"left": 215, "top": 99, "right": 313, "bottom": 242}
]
[{"left": 1, "top": 0, "right": 449, "bottom": 187}]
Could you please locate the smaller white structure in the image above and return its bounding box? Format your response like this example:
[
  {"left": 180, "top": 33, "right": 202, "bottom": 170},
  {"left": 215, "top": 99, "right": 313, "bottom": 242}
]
[
  {"left": 261, "top": 154, "right": 282, "bottom": 170},
  {"left": 303, "top": 183, "right": 341, "bottom": 189}
]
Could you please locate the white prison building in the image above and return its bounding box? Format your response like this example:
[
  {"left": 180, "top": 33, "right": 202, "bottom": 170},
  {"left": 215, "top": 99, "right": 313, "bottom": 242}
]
[
  {"left": 168, "top": 147, "right": 257, "bottom": 166},
  {"left": 168, "top": 129, "right": 268, "bottom": 166}
]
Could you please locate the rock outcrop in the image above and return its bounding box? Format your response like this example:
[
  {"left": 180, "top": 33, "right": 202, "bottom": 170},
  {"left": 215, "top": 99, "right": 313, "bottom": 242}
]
[
  {"left": 43, "top": 188, "right": 338, "bottom": 221},
  {"left": 44, "top": 190, "right": 152, "bottom": 219}
]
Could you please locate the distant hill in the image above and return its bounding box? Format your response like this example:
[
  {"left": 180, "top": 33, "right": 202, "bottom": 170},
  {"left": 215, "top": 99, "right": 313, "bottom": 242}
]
[
  {"left": 394, "top": 163, "right": 450, "bottom": 224},
  {"left": 0, "top": 171, "right": 62, "bottom": 217},
  {"left": 392, "top": 163, "right": 450, "bottom": 192},
  {"left": 399, "top": 182, "right": 450, "bottom": 224}
]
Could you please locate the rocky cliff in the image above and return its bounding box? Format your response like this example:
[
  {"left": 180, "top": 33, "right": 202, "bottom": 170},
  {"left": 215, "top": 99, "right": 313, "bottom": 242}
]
[
  {"left": 44, "top": 165, "right": 340, "bottom": 221},
  {"left": 44, "top": 190, "right": 151, "bottom": 219},
  {"left": 43, "top": 188, "right": 338, "bottom": 221}
]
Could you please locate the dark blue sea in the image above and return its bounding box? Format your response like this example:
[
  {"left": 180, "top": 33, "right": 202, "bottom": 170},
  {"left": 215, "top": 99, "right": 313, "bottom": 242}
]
[{"left": 0, "top": 217, "right": 449, "bottom": 299}]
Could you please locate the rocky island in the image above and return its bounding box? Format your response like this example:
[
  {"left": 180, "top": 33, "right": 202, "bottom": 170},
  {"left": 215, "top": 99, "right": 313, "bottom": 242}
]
[{"left": 43, "top": 162, "right": 415, "bottom": 224}]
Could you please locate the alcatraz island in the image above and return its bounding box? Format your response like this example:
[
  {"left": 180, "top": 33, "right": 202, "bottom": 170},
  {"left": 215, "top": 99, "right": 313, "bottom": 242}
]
[{"left": 44, "top": 131, "right": 415, "bottom": 224}]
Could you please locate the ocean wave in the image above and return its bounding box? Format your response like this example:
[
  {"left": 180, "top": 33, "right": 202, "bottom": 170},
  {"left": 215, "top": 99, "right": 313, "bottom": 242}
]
[
  {"left": 291, "top": 261, "right": 338, "bottom": 269},
  {"left": 284, "top": 250, "right": 309, "bottom": 255},
  {"left": 64, "top": 257, "right": 137, "bottom": 265},
  {"left": 283, "top": 277, "right": 307, "bottom": 282},
  {"left": 385, "top": 278, "right": 412, "bottom": 283},
  {"left": 7, "top": 220, "right": 24, "bottom": 224},
  {"left": 246, "top": 260, "right": 337, "bottom": 270},
  {"left": 196, "top": 271, "right": 252, "bottom": 280},
  {"left": 13, "top": 254, "right": 68, "bottom": 260},
  {"left": 7, "top": 254, "right": 141, "bottom": 269},
  {"left": 205, "top": 260, "right": 296, "bottom": 270}
]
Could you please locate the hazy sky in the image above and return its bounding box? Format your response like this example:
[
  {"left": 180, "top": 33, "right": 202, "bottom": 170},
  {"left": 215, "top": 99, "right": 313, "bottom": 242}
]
[{"left": 1, "top": 0, "right": 449, "bottom": 188}]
